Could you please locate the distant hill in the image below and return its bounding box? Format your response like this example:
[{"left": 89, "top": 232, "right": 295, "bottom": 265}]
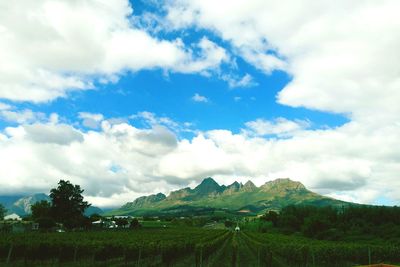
[
  {"left": 2, "top": 193, "right": 50, "bottom": 216},
  {"left": 109, "top": 177, "right": 349, "bottom": 216},
  {"left": 0, "top": 193, "right": 103, "bottom": 217},
  {"left": 0, "top": 195, "right": 24, "bottom": 209}
]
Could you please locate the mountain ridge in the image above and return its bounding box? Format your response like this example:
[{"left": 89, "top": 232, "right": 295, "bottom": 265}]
[{"left": 110, "top": 177, "right": 349, "bottom": 216}]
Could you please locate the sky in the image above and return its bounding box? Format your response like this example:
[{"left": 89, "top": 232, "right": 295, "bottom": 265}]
[{"left": 0, "top": 0, "right": 400, "bottom": 207}]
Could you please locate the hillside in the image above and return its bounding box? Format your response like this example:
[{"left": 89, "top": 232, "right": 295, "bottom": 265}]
[
  {"left": 109, "top": 178, "right": 348, "bottom": 216},
  {"left": 2, "top": 193, "right": 50, "bottom": 216}
]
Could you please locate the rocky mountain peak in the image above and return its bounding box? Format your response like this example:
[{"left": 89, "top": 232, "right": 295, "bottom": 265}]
[
  {"left": 261, "top": 178, "right": 306, "bottom": 191},
  {"left": 222, "top": 181, "right": 241, "bottom": 195},
  {"left": 243, "top": 180, "right": 256, "bottom": 189},
  {"left": 194, "top": 177, "right": 222, "bottom": 195}
]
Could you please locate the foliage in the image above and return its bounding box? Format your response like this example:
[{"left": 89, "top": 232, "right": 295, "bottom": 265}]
[
  {"left": 0, "top": 226, "right": 399, "bottom": 266},
  {"left": 224, "top": 220, "right": 234, "bottom": 228},
  {"left": 31, "top": 200, "right": 51, "bottom": 221},
  {"left": 50, "top": 180, "right": 90, "bottom": 229},
  {"left": 0, "top": 203, "right": 6, "bottom": 220},
  {"left": 36, "top": 217, "right": 56, "bottom": 230},
  {"left": 244, "top": 231, "right": 400, "bottom": 266},
  {"left": 261, "top": 210, "right": 278, "bottom": 226},
  {"left": 0, "top": 228, "right": 227, "bottom": 264},
  {"left": 264, "top": 204, "right": 400, "bottom": 241},
  {"left": 129, "top": 218, "right": 141, "bottom": 229},
  {"left": 115, "top": 217, "right": 129, "bottom": 228}
]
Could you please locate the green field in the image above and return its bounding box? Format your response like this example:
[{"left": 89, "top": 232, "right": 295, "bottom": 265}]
[{"left": 1, "top": 228, "right": 399, "bottom": 267}]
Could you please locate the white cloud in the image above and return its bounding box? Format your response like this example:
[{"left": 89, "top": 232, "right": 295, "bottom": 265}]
[
  {"left": 1, "top": 1, "right": 400, "bottom": 208},
  {"left": 0, "top": 0, "right": 229, "bottom": 103},
  {"left": 79, "top": 112, "right": 104, "bottom": 129},
  {"left": 0, "top": 103, "right": 12, "bottom": 111},
  {"left": 243, "top": 118, "right": 310, "bottom": 137},
  {"left": 0, "top": 109, "right": 46, "bottom": 124},
  {"left": 131, "top": 111, "right": 195, "bottom": 134},
  {"left": 1, "top": 116, "right": 400, "bottom": 207},
  {"left": 148, "top": 0, "right": 400, "bottom": 206},
  {"left": 221, "top": 73, "right": 257, "bottom": 88},
  {"left": 192, "top": 93, "right": 209, "bottom": 103},
  {"left": 24, "top": 123, "right": 84, "bottom": 145},
  {"left": 0, "top": 120, "right": 180, "bottom": 203},
  {"left": 163, "top": 0, "right": 400, "bottom": 121}
]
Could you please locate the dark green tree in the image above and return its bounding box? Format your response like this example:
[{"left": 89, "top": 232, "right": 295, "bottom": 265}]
[
  {"left": 263, "top": 210, "right": 279, "bottom": 227},
  {"left": 224, "top": 220, "right": 234, "bottom": 228},
  {"left": 36, "top": 217, "right": 56, "bottom": 230},
  {"left": 301, "top": 215, "right": 331, "bottom": 238},
  {"left": 50, "top": 180, "right": 90, "bottom": 228},
  {"left": 0, "top": 203, "right": 6, "bottom": 220},
  {"left": 31, "top": 200, "right": 51, "bottom": 220},
  {"left": 129, "top": 218, "right": 141, "bottom": 229},
  {"left": 31, "top": 200, "right": 55, "bottom": 230},
  {"left": 115, "top": 218, "right": 129, "bottom": 228}
]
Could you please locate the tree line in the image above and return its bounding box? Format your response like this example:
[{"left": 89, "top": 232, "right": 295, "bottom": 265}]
[{"left": 261, "top": 204, "right": 400, "bottom": 241}]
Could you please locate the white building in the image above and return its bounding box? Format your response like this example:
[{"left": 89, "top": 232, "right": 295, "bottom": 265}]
[{"left": 4, "top": 213, "right": 22, "bottom": 221}]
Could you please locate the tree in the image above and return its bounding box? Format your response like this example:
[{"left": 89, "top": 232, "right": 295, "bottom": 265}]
[
  {"left": 50, "top": 180, "right": 90, "bottom": 228},
  {"left": 36, "top": 217, "right": 56, "bottom": 230},
  {"left": 31, "top": 200, "right": 55, "bottom": 230},
  {"left": 263, "top": 210, "right": 279, "bottom": 227},
  {"left": 224, "top": 220, "right": 234, "bottom": 228},
  {"left": 129, "top": 218, "right": 141, "bottom": 229},
  {"left": 0, "top": 204, "right": 6, "bottom": 220},
  {"left": 302, "top": 215, "right": 331, "bottom": 238},
  {"left": 115, "top": 218, "right": 129, "bottom": 228},
  {"left": 31, "top": 200, "right": 51, "bottom": 220}
]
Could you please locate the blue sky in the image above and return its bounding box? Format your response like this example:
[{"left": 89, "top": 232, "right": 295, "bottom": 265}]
[
  {"left": 0, "top": 23, "right": 347, "bottom": 138},
  {"left": 0, "top": 0, "right": 349, "bottom": 134},
  {"left": 0, "top": 62, "right": 347, "bottom": 136},
  {"left": 0, "top": 0, "right": 399, "bottom": 207}
]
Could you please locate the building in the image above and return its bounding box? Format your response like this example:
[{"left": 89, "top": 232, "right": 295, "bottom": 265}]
[
  {"left": 235, "top": 222, "right": 241, "bottom": 232},
  {"left": 4, "top": 213, "right": 22, "bottom": 221}
]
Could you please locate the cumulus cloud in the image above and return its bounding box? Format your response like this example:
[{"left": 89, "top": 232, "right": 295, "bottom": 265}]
[
  {"left": 23, "top": 124, "right": 84, "bottom": 145},
  {"left": 1, "top": 115, "right": 400, "bottom": 207},
  {"left": 152, "top": 0, "right": 400, "bottom": 205},
  {"left": 0, "top": 119, "right": 180, "bottom": 205},
  {"left": 79, "top": 112, "right": 104, "bottom": 129},
  {"left": 0, "top": 0, "right": 229, "bottom": 103},
  {"left": 163, "top": 0, "right": 400, "bottom": 121},
  {"left": 0, "top": 104, "right": 49, "bottom": 124},
  {"left": 0, "top": 109, "right": 46, "bottom": 124},
  {"left": 192, "top": 93, "right": 209, "bottom": 103},
  {"left": 243, "top": 117, "right": 310, "bottom": 137},
  {"left": 1, "top": 1, "right": 400, "bottom": 208}
]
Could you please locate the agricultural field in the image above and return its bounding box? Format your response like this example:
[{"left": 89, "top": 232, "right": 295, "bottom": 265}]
[{"left": 1, "top": 228, "right": 399, "bottom": 266}]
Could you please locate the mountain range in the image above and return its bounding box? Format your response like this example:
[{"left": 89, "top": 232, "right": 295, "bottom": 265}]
[
  {"left": 0, "top": 193, "right": 103, "bottom": 217},
  {"left": 109, "top": 177, "right": 349, "bottom": 216}
]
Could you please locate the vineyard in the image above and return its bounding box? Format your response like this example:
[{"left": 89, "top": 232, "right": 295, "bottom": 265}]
[{"left": 1, "top": 228, "right": 400, "bottom": 266}]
